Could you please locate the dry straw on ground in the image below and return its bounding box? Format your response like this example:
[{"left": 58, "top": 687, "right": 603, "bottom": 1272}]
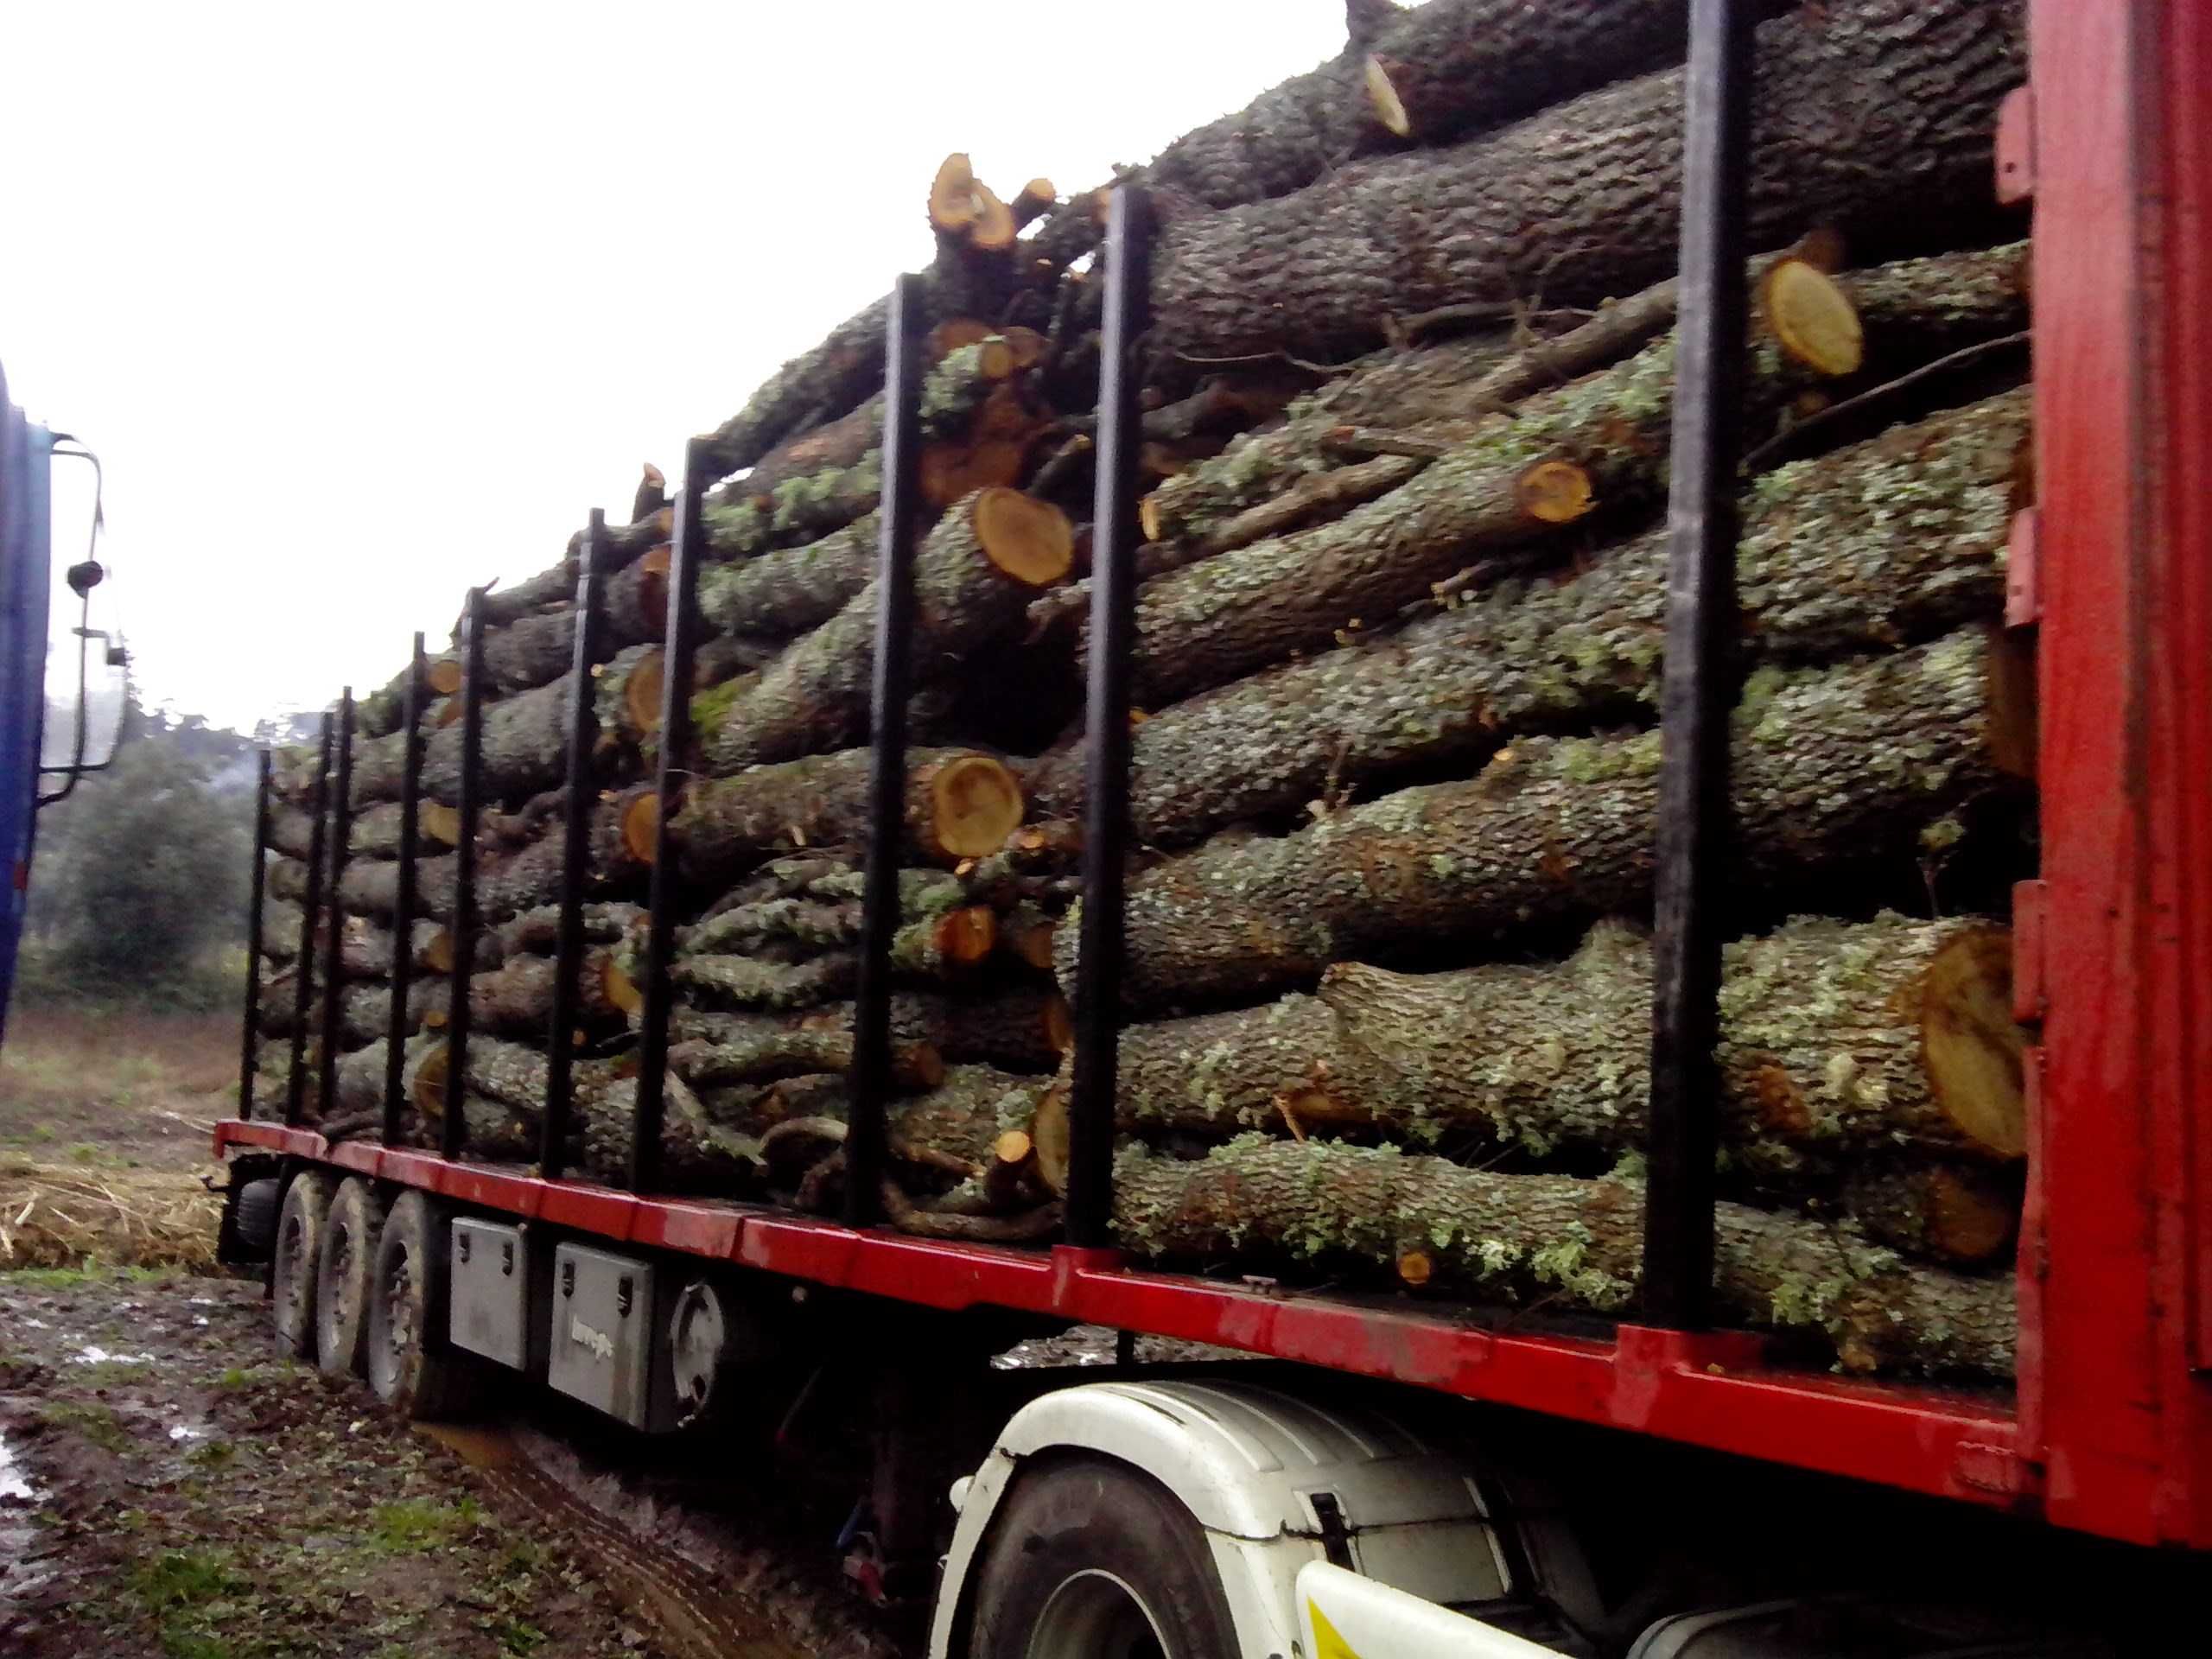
[{"left": 0, "top": 1154, "right": 221, "bottom": 1270}]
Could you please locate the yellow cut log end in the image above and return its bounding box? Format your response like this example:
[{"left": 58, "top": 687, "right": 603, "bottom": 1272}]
[
  {"left": 971, "top": 487, "right": 1076, "bottom": 587},
  {"left": 925, "top": 753, "right": 1027, "bottom": 861},
  {"left": 620, "top": 789, "right": 660, "bottom": 866},
  {"left": 425, "top": 658, "right": 465, "bottom": 697},
  {"left": 1515, "top": 459, "right": 1595, "bottom": 525},
  {"left": 419, "top": 800, "right": 463, "bottom": 849},
  {"left": 1764, "top": 257, "right": 1865, "bottom": 377},
  {"left": 1922, "top": 927, "right": 2027, "bottom": 1160}
]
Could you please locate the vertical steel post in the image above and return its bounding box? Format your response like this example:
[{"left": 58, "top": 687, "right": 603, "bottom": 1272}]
[
  {"left": 284, "top": 715, "right": 334, "bottom": 1127},
  {"left": 1066, "top": 186, "right": 1152, "bottom": 1249},
  {"left": 315, "top": 689, "right": 356, "bottom": 1122},
  {"left": 383, "top": 635, "right": 426, "bottom": 1146},
  {"left": 238, "top": 749, "right": 272, "bottom": 1120},
  {"left": 844, "top": 274, "right": 925, "bottom": 1229},
  {"left": 632, "top": 440, "right": 707, "bottom": 1194},
  {"left": 543, "top": 512, "right": 609, "bottom": 1179},
  {"left": 444, "top": 594, "right": 487, "bottom": 1161},
  {"left": 1643, "top": 0, "right": 1753, "bottom": 1329}
]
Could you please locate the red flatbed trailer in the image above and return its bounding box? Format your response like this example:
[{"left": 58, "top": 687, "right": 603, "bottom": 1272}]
[{"left": 212, "top": 4, "right": 2212, "bottom": 1651}]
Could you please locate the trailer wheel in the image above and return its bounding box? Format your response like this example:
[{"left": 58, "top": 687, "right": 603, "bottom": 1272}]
[
  {"left": 365, "top": 1191, "right": 478, "bottom": 1421},
  {"left": 967, "top": 1457, "right": 1238, "bottom": 1659},
  {"left": 315, "top": 1178, "right": 387, "bottom": 1379},
  {"left": 271, "top": 1171, "right": 336, "bottom": 1361}
]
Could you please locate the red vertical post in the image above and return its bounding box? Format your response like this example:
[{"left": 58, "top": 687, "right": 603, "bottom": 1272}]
[{"left": 2029, "top": 0, "right": 2212, "bottom": 1548}]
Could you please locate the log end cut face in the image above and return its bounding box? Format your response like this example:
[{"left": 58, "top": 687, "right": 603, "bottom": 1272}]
[
  {"left": 1764, "top": 258, "right": 1866, "bottom": 378},
  {"left": 926, "top": 753, "right": 1027, "bottom": 860},
  {"left": 1921, "top": 926, "right": 2026, "bottom": 1160},
  {"left": 971, "top": 486, "right": 1076, "bottom": 587}
]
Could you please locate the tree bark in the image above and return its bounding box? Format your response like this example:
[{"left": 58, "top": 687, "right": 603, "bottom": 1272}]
[
  {"left": 1081, "top": 627, "right": 2012, "bottom": 1008},
  {"left": 1841, "top": 1162, "right": 2020, "bottom": 1267},
  {"left": 1116, "top": 240, "right": 2028, "bottom": 709},
  {"left": 468, "top": 510, "right": 674, "bottom": 636},
  {"left": 673, "top": 986, "right": 1071, "bottom": 1076},
  {"left": 270, "top": 798, "right": 450, "bottom": 862},
  {"left": 671, "top": 747, "right": 1025, "bottom": 886},
  {"left": 1150, "top": 0, "right": 2022, "bottom": 370},
  {"left": 699, "top": 512, "right": 882, "bottom": 639},
  {"left": 490, "top": 902, "right": 645, "bottom": 961},
  {"left": 467, "top": 949, "right": 630, "bottom": 1039},
  {"left": 1033, "top": 388, "right": 2027, "bottom": 844},
  {"left": 1108, "top": 1138, "right": 2013, "bottom": 1376},
  {"left": 657, "top": 907, "right": 996, "bottom": 1013},
  {"left": 702, "top": 488, "right": 1072, "bottom": 772},
  {"left": 1082, "top": 916, "right": 2019, "bottom": 1169}
]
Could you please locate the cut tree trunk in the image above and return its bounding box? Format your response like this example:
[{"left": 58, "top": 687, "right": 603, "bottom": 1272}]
[
  {"left": 1080, "top": 626, "right": 2014, "bottom": 1008},
  {"left": 1033, "top": 387, "right": 2027, "bottom": 844},
  {"left": 333, "top": 918, "right": 454, "bottom": 981},
  {"left": 1150, "top": 0, "right": 2022, "bottom": 370},
  {"left": 656, "top": 908, "right": 998, "bottom": 1013},
  {"left": 1842, "top": 1162, "right": 2020, "bottom": 1267},
  {"left": 471, "top": 510, "right": 674, "bottom": 636},
  {"left": 1116, "top": 240, "right": 2029, "bottom": 709},
  {"left": 1062, "top": 916, "right": 2020, "bottom": 1173},
  {"left": 699, "top": 512, "right": 883, "bottom": 639},
  {"left": 468, "top": 949, "right": 631, "bottom": 1039},
  {"left": 672, "top": 986, "right": 1071, "bottom": 1075},
  {"left": 348, "top": 672, "right": 570, "bottom": 810},
  {"left": 671, "top": 747, "right": 1025, "bottom": 886},
  {"left": 407, "top": 1036, "right": 755, "bottom": 1192},
  {"left": 718, "top": 1064, "right": 1052, "bottom": 1181},
  {"left": 355, "top": 657, "right": 463, "bottom": 741},
  {"left": 491, "top": 902, "right": 646, "bottom": 961},
  {"left": 702, "top": 488, "right": 1073, "bottom": 772},
  {"left": 676, "top": 869, "right": 963, "bottom": 957},
  {"left": 270, "top": 798, "right": 457, "bottom": 862},
  {"left": 1107, "top": 1139, "right": 2013, "bottom": 1376},
  {"left": 670, "top": 1030, "right": 944, "bottom": 1092}
]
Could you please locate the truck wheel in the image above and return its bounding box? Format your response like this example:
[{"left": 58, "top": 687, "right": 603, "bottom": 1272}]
[
  {"left": 365, "top": 1191, "right": 478, "bottom": 1421},
  {"left": 271, "top": 1172, "right": 337, "bottom": 1361},
  {"left": 232, "top": 1177, "right": 283, "bottom": 1255},
  {"left": 967, "top": 1457, "right": 1239, "bottom": 1659},
  {"left": 315, "top": 1178, "right": 387, "bottom": 1379}
]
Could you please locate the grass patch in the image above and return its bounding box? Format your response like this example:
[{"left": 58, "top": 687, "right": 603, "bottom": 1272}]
[
  {"left": 77, "top": 1360, "right": 156, "bottom": 1390},
  {"left": 131, "top": 1548, "right": 239, "bottom": 1610},
  {"left": 39, "top": 1400, "right": 130, "bottom": 1453},
  {"left": 365, "top": 1495, "right": 485, "bottom": 1555},
  {"left": 3, "top": 1262, "right": 181, "bottom": 1290}
]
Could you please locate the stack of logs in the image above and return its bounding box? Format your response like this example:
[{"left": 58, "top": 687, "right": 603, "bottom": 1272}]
[{"left": 254, "top": 0, "right": 2037, "bottom": 1380}]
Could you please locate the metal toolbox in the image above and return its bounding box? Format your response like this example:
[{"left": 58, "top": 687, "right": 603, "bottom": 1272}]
[
  {"left": 448, "top": 1217, "right": 537, "bottom": 1372},
  {"left": 545, "top": 1241, "right": 658, "bottom": 1427}
]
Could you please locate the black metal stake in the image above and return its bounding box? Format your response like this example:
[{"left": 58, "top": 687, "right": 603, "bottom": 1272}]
[
  {"left": 1066, "top": 186, "right": 1152, "bottom": 1249},
  {"left": 238, "top": 750, "right": 272, "bottom": 1121},
  {"left": 315, "top": 689, "right": 356, "bottom": 1122},
  {"left": 1643, "top": 0, "right": 1754, "bottom": 1330},
  {"left": 383, "top": 635, "right": 426, "bottom": 1147},
  {"left": 844, "top": 274, "right": 925, "bottom": 1230},
  {"left": 284, "top": 715, "right": 334, "bottom": 1127},
  {"left": 445, "top": 594, "right": 488, "bottom": 1161},
  {"left": 543, "top": 512, "right": 609, "bottom": 1180},
  {"left": 632, "top": 441, "right": 707, "bottom": 1194}
]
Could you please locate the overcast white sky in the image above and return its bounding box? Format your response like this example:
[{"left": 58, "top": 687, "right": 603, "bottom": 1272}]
[{"left": 1, "top": 2, "right": 1376, "bottom": 731}]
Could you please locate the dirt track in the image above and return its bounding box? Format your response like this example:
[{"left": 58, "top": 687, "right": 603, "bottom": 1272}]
[{"left": 0, "top": 1266, "right": 918, "bottom": 1658}]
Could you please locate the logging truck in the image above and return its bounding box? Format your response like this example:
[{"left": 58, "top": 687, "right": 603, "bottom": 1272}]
[{"left": 209, "top": 3, "right": 2208, "bottom": 1655}]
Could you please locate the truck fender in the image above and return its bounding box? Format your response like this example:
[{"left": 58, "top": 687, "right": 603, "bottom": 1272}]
[{"left": 926, "top": 1378, "right": 1509, "bottom": 1659}]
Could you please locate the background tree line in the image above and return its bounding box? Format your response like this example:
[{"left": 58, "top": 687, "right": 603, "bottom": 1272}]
[{"left": 20, "top": 696, "right": 315, "bottom": 1010}]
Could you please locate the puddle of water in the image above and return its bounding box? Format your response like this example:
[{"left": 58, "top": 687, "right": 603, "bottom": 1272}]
[
  {"left": 19, "top": 1318, "right": 45, "bottom": 1331},
  {"left": 168, "top": 1425, "right": 203, "bottom": 1443},
  {"left": 0, "top": 1427, "right": 33, "bottom": 1503}
]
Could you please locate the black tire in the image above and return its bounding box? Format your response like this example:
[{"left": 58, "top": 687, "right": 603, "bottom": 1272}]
[
  {"left": 271, "top": 1172, "right": 336, "bottom": 1361},
  {"left": 365, "top": 1191, "right": 480, "bottom": 1421},
  {"left": 232, "top": 1177, "right": 283, "bottom": 1255},
  {"left": 315, "top": 1178, "right": 387, "bottom": 1379},
  {"left": 967, "top": 1456, "right": 1240, "bottom": 1659}
]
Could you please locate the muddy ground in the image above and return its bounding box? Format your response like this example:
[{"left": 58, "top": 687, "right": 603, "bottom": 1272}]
[
  {"left": 0, "top": 1009, "right": 1233, "bottom": 1659},
  {"left": 0, "top": 1010, "right": 912, "bottom": 1658}
]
